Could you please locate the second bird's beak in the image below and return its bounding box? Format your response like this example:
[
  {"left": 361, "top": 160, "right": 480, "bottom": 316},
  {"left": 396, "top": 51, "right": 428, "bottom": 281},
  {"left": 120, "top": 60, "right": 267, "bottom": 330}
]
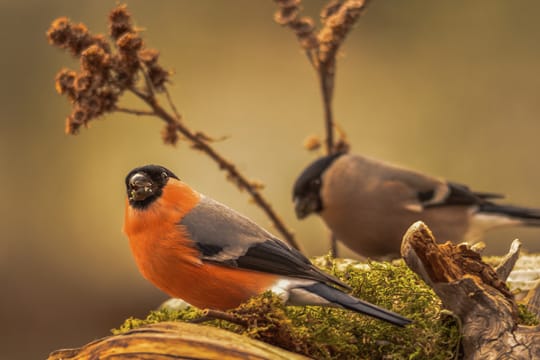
[
  {"left": 128, "top": 173, "right": 156, "bottom": 201},
  {"left": 294, "top": 195, "right": 318, "bottom": 219}
]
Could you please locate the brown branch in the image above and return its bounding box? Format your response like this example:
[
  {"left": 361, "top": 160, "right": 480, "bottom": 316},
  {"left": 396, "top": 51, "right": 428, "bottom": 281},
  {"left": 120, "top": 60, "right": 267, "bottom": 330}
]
[
  {"left": 128, "top": 86, "right": 300, "bottom": 250},
  {"left": 164, "top": 87, "right": 182, "bottom": 121},
  {"left": 47, "top": 4, "right": 300, "bottom": 251}
]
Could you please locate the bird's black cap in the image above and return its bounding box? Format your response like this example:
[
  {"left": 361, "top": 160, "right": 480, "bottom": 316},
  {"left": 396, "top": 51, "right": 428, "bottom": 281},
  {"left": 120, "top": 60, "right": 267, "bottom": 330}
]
[
  {"left": 293, "top": 152, "right": 345, "bottom": 199},
  {"left": 125, "top": 165, "right": 179, "bottom": 209},
  {"left": 292, "top": 152, "right": 345, "bottom": 218}
]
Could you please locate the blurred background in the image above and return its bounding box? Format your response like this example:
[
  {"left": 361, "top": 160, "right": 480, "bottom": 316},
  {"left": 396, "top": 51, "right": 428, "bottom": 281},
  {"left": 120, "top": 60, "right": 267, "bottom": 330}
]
[{"left": 2, "top": 0, "right": 540, "bottom": 358}]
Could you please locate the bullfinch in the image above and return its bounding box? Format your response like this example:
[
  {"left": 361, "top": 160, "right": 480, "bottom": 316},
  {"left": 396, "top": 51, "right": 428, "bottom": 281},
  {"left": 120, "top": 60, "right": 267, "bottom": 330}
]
[
  {"left": 293, "top": 152, "right": 540, "bottom": 258},
  {"left": 123, "top": 165, "right": 411, "bottom": 327}
]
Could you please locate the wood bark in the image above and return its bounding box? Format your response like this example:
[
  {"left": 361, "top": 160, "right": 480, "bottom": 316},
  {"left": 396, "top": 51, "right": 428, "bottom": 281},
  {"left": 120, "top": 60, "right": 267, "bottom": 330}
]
[
  {"left": 48, "top": 322, "right": 309, "bottom": 360},
  {"left": 401, "top": 221, "right": 540, "bottom": 360}
]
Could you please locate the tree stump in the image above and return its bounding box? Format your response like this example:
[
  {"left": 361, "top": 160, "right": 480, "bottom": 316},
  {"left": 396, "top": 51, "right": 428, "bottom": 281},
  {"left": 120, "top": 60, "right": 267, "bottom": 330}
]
[
  {"left": 48, "top": 322, "right": 309, "bottom": 360},
  {"left": 401, "top": 221, "right": 540, "bottom": 360}
]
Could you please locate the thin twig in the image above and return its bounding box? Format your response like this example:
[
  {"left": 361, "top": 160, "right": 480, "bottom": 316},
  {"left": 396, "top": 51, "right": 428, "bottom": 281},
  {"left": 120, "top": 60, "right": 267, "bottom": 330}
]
[
  {"left": 164, "top": 87, "right": 182, "bottom": 122},
  {"left": 127, "top": 86, "right": 300, "bottom": 251},
  {"left": 318, "top": 60, "right": 336, "bottom": 154},
  {"left": 115, "top": 107, "right": 155, "bottom": 116},
  {"left": 190, "top": 309, "right": 248, "bottom": 327},
  {"left": 141, "top": 64, "right": 156, "bottom": 98},
  {"left": 330, "top": 233, "right": 338, "bottom": 259}
]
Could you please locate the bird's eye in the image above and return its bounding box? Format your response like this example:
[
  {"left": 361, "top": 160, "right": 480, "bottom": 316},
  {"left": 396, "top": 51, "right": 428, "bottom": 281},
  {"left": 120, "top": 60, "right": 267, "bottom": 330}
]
[{"left": 161, "top": 172, "right": 168, "bottom": 180}]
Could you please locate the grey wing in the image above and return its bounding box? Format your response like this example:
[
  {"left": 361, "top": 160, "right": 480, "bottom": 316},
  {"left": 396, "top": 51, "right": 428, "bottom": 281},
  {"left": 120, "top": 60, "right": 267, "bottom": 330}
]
[
  {"left": 359, "top": 155, "right": 487, "bottom": 210},
  {"left": 179, "top": 195, "right": 271, "bottom": 262},
  {"left": 179, "top": 196, "right": 348, "bottom": 288}
]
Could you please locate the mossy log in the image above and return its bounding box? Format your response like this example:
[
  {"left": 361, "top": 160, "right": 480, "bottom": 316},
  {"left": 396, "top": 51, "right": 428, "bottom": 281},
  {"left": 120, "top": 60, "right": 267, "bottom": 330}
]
[
  {"left": 48, "top": 322, "right": 309, "bottom": 360},
  {"left": 401, "top": 221, "right": 540, "bottom": 360}
]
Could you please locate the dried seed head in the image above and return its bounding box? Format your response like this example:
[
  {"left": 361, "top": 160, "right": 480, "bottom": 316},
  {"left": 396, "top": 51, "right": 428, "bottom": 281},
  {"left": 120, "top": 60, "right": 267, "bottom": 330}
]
[
  {"left": 114, "top": 67, "right": 137, "bottom": 89},
  {"left": 55, "top": 69, "right": 77, "bottom": 98},
  {"left": 72, "top": 106, "right": 89, "bottom": 124},
  {"left": 273, "top": 0, "right": 318, "bottom": 51},
  {"left": 66, "top": 106, "right": 90, "bottom": 134},
  {"left": 66, "top": 22, "right": 95, "bottom": 56},
  {"left": 321, "top": 0, "right": 343, "bottom": 21},
  {"left": 47, "top": 16, "right": 111, "bottom": 58},
  {"left": 303, "top": 135, "right": 322, "bottom": 151},
  {"left": 47, "top": 18, "right": 94, "bottom": 56},
  {"left": 97, "top": 87, "right": 119, "bottom": 112},
  {"left": 74, "top": 72, "right": 93, "bottom": 94},
  {"left": 47, "top": 17, "right": 71, "bottom": 47},
  {"left": 161, "top": 123, "right": 179, "bottom": 145},
  {"left": 109, "top": 4, "right": 133, "bottom": 39},
  {"left": 294, "top": 17, "right": 318, "bottom": 49},
  {"left": 79, "top": 96, "right": 104, "bottom": 117},
  {"left": 138, "top": 48, "right": 159, "bottom": 65},
  {"left": 65, "top": 114, "right": 80, "bottom": 135},
  {"left": 81, "top": 44, "right": 110, "bottom": 72},
  {"left": 91, "top": 34, "right": 112, "bottom": 54},
  {"left": 318, "top": 1, "right": 368, "bottom": 63},
  {"left": 148, "top": 64, "right": 169, "bottom": 91},
  {"left": 51, "top": 4, "right": 174, "bottom": 136},
  {"left": 117, "top": 32, "right": 143, "bottom": 53},
  {"left": 274, "top": 6, "right": 300, "bottom": 25}
]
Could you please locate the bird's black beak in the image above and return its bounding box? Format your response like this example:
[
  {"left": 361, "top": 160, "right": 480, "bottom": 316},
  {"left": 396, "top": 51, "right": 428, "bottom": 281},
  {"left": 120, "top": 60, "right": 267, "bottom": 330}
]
[
  {"left": 294, "top": 195, "right": 319, "bottom": 219},
  {"left": 128, "top": 172, "right": 157, "bottom": 202}
]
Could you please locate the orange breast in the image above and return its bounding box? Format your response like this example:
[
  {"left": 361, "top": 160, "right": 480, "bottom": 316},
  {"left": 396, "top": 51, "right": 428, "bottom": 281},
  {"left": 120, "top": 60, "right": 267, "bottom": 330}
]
[{"left": 123, "top": 180, "right": 278, "bottom": 310}]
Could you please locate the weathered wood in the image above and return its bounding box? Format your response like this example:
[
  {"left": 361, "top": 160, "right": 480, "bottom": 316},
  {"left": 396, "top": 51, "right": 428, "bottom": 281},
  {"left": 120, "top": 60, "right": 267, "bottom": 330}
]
[
  {"left": 401, "top": 221, "right": 540, "bottom": 360},
  {"left": 524, "top": 281, "right": 540, "bottom": 319},
  {"left": 48, "top": 322, "right": 310, "bottom": 360},
  {"left": 495, "top": 239, "right": 522, "bottom": 281}
]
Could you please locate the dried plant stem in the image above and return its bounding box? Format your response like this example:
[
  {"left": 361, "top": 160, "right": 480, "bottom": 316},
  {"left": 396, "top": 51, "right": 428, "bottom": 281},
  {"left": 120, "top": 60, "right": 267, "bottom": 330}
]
[
  {"left": 190, "top": 309, "right": 248, "bottom": 327},
  {"left": 128, "top": 87, "right": 300, "bottom": 251},
  {"left": 318, "top": 61, "right": 335, "bottom": 155},
  {"left": 274, "top": 0, "right": 371, "bottom": 256},
  {"left": 114, "top": 107, "right": 155, "bottom": 116},
  {"left": 47, "top": 5, "right": 300, "bottom": 252}
]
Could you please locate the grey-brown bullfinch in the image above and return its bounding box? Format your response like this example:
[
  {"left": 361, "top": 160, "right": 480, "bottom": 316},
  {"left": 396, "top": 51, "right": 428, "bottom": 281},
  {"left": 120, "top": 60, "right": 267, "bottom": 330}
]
[{"left": 293, "top": 152, "right": 540, "bottom": 258}]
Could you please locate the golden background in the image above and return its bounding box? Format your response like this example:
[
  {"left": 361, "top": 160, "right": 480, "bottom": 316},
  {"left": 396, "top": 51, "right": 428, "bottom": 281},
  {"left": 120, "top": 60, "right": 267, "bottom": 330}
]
[{"left": 2, "top": 1, "right": 540, "bottom": 358}]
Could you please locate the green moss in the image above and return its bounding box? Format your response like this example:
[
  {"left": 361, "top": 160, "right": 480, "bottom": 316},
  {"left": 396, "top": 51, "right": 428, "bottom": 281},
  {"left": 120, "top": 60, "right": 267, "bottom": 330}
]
[
  {"left": 111, "top": 307, "right": 204, "bottom": 335},
  {"left": 517, "top": 303, "right": 539, "bottom": 326},
  {"left": 113, "top": 259, "right": 461, "bottom": 359}
]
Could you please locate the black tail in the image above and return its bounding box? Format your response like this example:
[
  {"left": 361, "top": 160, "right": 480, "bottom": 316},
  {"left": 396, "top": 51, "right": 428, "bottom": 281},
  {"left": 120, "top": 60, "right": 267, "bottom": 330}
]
[
  {"left": 480, "top": 202, "right": 540, "bottom": 225},
  {"left": 305, "top": 283, "right": 412, "bottom": 327}
]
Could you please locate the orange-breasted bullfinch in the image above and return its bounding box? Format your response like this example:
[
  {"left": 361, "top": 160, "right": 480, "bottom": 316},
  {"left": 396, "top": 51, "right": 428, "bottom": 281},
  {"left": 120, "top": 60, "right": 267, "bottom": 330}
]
[
  {"left": 293, "top": 152, "right": 540, "bottom": 259},
  {"left": 123, "top": 165, "right": 411, "bottom": 327}
]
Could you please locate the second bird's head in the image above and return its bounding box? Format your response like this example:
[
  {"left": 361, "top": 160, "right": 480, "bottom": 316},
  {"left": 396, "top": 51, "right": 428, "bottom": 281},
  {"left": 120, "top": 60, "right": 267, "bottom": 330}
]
[
  {"left": 125, "top": 165, "right": 179, "bottom": 209},
  {"left": 292, "top": 152, "right": 345, "bottom": 219}
]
